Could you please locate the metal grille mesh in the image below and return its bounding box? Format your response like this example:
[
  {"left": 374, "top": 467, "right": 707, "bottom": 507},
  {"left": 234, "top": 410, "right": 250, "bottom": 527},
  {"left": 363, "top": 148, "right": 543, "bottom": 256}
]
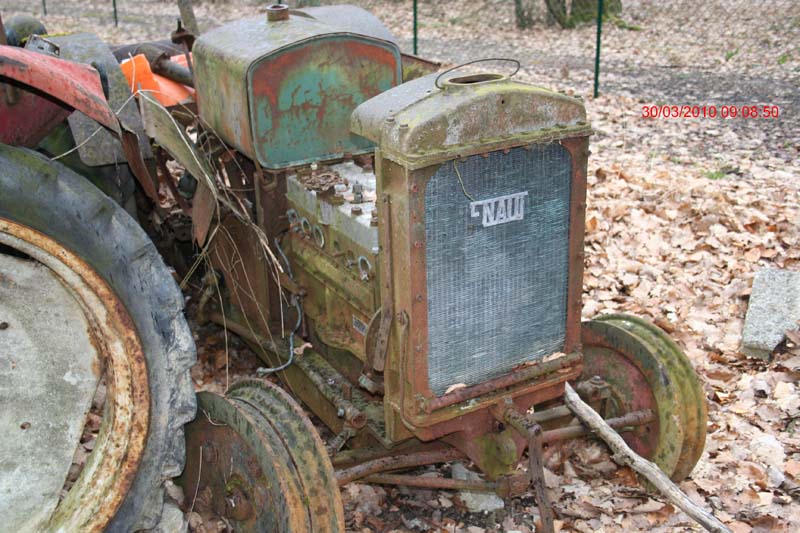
[{"left": 424, "top": 144, "right": 572, "bottom": 396}]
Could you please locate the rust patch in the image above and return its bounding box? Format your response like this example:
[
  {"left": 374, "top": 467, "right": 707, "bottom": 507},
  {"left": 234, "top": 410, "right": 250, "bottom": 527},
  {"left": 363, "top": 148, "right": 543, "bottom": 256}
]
[{"left": 297, "top": 168, "right": 345, "bottom": 192}]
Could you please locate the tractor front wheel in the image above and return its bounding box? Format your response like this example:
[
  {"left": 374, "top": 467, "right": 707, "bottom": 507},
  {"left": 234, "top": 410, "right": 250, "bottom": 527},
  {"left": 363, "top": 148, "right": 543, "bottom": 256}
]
[
  {"left": 578, "top": 314, "right": 707, "bottom": 481},
  {"left": 179, "top": 379, "right": 345, "bottom": 532}
]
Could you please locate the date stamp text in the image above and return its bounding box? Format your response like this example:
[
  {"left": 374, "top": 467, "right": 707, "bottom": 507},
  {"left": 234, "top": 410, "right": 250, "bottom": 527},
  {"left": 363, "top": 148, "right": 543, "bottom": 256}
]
[{"left": 641, "top": 105, "right": 781, "bottom": 119}]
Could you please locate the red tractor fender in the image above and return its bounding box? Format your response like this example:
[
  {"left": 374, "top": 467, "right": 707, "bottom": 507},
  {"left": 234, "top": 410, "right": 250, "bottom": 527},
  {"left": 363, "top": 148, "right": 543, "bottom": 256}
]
[{"left": 0, "top": 45, "right": 158, "bottom": 200}]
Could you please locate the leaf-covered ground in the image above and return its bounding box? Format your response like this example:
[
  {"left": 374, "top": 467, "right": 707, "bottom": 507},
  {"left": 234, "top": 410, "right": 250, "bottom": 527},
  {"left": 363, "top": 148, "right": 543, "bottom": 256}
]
[{"left": 4, "top": 0, "right": 798, "bottom": 530}]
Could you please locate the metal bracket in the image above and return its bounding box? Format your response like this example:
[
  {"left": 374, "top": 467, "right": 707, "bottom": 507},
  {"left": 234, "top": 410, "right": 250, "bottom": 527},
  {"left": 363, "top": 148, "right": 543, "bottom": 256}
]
[
  {"left": 373, "top": 193, "right": 394, "bottom": 372},
  {"left": 500, "top": 407, "right": 556, "bottom": 533},
  {"left": 327, "top": 425, "right": 357, "bottom": 457}
]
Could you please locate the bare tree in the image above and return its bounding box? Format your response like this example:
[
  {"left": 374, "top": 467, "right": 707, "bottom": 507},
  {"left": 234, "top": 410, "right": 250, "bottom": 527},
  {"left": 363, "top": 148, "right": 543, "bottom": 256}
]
[
  {"left": 546, "top": 0, "right": 623, "bottom": 29},
  {"left": 572, "top": 0, "right": 622, "bottom": 24},
  {"left": 514, "top": 0, "right": 535, "bottom": 29}
]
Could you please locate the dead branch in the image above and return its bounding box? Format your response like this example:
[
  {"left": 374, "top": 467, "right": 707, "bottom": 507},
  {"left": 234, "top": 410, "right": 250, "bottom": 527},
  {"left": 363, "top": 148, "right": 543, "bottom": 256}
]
[{"left": 563, "top": 383, "right": 731, "bottom": 533}]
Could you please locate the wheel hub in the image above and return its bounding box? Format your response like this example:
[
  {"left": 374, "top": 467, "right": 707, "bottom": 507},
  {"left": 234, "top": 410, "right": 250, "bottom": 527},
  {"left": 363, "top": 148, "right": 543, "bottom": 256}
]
[
  {"left": 579, "top": 314, "right": 708, "bottom": 481},
  {"left": 179, "top": 380, "right": 345, "bottom": 532}
]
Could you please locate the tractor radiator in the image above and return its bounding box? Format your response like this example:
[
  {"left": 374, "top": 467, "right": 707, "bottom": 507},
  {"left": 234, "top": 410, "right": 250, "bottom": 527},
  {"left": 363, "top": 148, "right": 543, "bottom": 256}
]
[{"left": 424, "top": 144, "right": 572, "bottom": 396}]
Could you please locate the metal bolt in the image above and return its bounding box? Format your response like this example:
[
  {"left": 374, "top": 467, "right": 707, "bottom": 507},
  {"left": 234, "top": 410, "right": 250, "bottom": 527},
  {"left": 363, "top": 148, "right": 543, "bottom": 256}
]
[
  {"left": 416, "top": 395, "right": 428, "bottom": 413},
  {"left": 342, "top": 385, "right": 352, "bottom": 401},
  {"left": 352, "top": 183, "right": 364, "bottom": 203},
  {"left": 247, "top": 457, "right": 260, "bottom": 478}
]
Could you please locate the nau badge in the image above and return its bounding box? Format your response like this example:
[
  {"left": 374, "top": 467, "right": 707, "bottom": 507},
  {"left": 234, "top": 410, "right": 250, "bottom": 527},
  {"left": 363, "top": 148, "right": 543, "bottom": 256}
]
[{"left": 469, "top": 191, "right": 529, "bottom": 227}]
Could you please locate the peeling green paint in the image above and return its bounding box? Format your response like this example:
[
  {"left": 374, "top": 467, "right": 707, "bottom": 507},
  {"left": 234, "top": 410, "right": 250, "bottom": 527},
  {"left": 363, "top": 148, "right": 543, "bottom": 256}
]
[{"left": 193, "top": 14, "right": 401, "bottom": 170}]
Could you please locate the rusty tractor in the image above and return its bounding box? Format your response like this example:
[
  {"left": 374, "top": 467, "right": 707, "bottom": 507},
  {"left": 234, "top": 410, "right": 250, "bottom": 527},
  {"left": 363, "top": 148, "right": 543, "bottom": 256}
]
[{"left": 0, "top": 4, "right": 707, "bottom": 532}]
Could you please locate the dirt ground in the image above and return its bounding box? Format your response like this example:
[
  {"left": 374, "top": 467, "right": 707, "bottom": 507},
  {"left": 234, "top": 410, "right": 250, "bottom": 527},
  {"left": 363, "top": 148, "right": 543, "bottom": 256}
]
[{"left": 3, "top": 0, "right": 799, "bottom": 531}]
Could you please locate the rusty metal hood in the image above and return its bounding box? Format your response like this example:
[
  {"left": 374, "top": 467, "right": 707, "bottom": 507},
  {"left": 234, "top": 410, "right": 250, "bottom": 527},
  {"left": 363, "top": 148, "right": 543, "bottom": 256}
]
[
  {"left": 294, "top": 4, "right": 397, "bottom": 44},
  {"left": 351, "top": 72, "right": 592, "bottom": 169}
]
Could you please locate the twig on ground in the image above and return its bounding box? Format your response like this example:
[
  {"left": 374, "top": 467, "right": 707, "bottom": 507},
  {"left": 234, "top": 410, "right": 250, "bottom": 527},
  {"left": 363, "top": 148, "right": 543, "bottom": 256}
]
[{"left": 563, "top": 383, "right": 732, "bottom": 533}]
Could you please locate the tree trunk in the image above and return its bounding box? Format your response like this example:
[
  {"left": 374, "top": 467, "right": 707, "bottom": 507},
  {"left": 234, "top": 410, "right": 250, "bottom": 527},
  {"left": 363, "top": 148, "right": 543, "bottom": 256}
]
[
  {"left": 545, "top": 0, "right": 573, "bottom": 28},
  {"left": 571, "top": 0, "right": 623, "bottom": 24},
  {"left": 177, "top": 0, "right": 200, "bottom": 36},
  {"left": 514, "top": 0, "right": 535, "bottom": 30}
]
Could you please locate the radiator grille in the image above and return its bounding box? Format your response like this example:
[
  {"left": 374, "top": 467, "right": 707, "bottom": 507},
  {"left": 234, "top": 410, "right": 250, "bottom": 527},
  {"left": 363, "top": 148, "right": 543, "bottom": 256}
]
[{"left": 424, "top": 144, "right": 572, "bottom": 396}]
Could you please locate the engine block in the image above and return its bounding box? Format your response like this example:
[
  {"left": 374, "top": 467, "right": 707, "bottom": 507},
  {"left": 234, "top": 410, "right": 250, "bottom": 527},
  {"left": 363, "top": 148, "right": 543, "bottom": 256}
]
[{"left": 285, "top": 159, "right": 382, "bottom": 361}]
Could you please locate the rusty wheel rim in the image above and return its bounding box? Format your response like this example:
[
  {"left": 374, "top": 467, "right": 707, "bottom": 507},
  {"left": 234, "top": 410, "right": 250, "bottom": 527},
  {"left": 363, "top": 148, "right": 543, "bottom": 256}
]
[
  {"left": 595, "top": 314, "right": 707, "bottom": 481},
  {"left": 179, "top": 390, "right": 312, "bottom": 531},
  {"left": 180, "top": 381, "right": 345, "bottom": 532},
  {"left": 579, "top": 318, "right": 684, "bottom": 479},
  {"left": 229, "top": 379, "right": 345, "bottom": 531},
  {"left": 0, "top": 218, "right": 149, "bottom": 532}
]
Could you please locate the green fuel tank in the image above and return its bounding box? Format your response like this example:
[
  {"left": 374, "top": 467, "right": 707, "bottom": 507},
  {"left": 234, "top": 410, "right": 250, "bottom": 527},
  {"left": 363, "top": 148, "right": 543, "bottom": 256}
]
[{"left": 193, "top": 5, "right": 402, "bottom": 170}]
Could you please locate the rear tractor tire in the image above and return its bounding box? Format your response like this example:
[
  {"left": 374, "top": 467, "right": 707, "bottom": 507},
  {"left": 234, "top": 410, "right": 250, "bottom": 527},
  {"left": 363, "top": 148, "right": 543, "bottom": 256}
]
[
  {"left": 0, "top": 145, "right": 197, "bottom": 531},
  {"left": 578, "top": 314, "right": 707, "bottom": 481}
]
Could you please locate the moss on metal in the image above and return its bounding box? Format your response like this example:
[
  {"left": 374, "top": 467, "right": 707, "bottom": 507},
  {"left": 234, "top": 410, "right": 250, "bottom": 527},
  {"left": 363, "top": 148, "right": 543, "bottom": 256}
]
[{"left": 352, "top": 73, "right": 592, "bottom": 169}]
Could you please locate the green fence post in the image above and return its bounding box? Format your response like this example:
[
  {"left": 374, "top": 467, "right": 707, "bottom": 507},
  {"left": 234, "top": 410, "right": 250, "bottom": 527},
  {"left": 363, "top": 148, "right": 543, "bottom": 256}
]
[
  {"left": 113, "top": 0, "right": 118, "bottom": 27},
  {"left": 413, "top": 0, "right": 418, "bottom": 55},
  {"left": 42, "top": 0, "right": 47, "bottom": 15},
  {"left": 593, "top": 0, "right": 603, "bottom": 98}
]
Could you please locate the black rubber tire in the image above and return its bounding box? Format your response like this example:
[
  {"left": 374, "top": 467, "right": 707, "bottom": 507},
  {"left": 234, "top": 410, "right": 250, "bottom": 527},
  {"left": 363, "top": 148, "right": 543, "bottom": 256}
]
[{"left": 0, "top": 145, "right": 197, "bottom": 531}]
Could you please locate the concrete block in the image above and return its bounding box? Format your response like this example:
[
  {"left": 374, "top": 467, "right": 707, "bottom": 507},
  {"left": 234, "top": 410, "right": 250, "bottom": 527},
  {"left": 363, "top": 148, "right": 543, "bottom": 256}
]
[{"left": 741, "top": 268, "right": 800, "bottom": 359}]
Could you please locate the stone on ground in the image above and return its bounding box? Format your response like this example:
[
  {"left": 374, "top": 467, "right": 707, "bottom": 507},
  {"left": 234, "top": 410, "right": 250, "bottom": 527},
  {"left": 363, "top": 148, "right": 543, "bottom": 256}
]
[
  {"left": 741, "top": 268, "right": 800, "bottom": 359},
  {"left": 451, "top": 462, "right": 505, "bottom": 513}
]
